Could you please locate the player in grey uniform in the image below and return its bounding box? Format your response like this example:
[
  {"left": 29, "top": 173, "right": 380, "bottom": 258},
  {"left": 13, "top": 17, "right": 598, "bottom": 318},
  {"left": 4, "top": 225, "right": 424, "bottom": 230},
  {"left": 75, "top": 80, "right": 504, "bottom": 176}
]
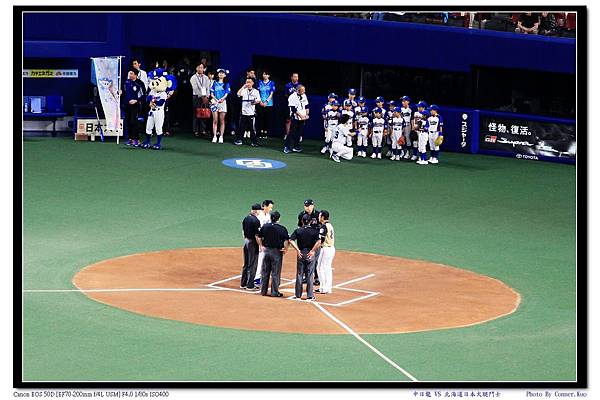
[{"left": 400, "top": 96, "right": 416, "bottom": 160}]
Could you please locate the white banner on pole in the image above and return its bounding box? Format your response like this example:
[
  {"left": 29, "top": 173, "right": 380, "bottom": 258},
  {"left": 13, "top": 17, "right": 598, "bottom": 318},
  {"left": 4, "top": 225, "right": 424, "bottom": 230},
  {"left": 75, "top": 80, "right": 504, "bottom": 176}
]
[{"left": 91, "top": 57, "right": 121, "bottom": 132}]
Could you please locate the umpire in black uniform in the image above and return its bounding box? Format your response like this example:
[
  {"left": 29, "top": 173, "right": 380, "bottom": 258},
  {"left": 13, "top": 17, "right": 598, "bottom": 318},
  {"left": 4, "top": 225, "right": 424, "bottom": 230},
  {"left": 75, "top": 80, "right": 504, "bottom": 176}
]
[
  {"left": 289, "top": 214, "right": 322, "bottom": 300},
  {"left": 297, "top": 199, "right": 321, "bottom": 285},
  {"left": 257, "top": 211, "right": 290, "bottom": 297},
  {"left": 240, "top": 203, "right": 262, "bottom": 290}
]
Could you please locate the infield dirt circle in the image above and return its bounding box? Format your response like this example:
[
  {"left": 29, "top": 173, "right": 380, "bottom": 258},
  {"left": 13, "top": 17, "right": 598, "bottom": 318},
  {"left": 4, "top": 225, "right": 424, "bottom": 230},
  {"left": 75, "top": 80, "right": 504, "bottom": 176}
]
[{"left": 73, "top": 248, "right": 520, "bottom": 334}]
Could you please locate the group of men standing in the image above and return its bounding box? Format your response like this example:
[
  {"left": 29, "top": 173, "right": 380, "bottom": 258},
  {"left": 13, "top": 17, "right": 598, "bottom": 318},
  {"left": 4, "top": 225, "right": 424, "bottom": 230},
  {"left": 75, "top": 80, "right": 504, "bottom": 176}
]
[{"left": 240, "top": 199, "right": 336, "bottom": 301}]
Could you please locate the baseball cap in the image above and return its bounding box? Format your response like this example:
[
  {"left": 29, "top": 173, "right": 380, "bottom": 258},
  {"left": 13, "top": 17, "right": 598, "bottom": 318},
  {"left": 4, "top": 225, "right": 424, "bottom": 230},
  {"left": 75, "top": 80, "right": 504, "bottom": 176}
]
[
  {"left": 416, "top": 100, "right": 428, "bottom": 108},
  {"left": 393, "top": 106, "right": 402, "bottom": 112},
  {"left": 357, "top": 96, "right": 366, "bottom": 103},
  {"left": 304, "top": 199, "right": 314, "bottom": 206},
  {"left": 348, "top": 88, "right": 356, "bottom": 95},
  {"left": 375, "top": 96, "right": 385, "bottom": 103},
  {"left": 388, "top": 100, "right": 396, "bottom": 107},
  {"left": 328, "top": 92, "right": 338, "bottom": 99},
  {"left": 401, "top": 96, "right": 411, "bottom": 102},
  {"left": 343, "top": 100, "right": 353, "bottom": 107},
  {"left": 421, "top": 110, "right": 430, "bottom": 118},
  {"left": 373, "top": 107, "right": 382, "bottom": 113},
  {"left": 301, "top": 214, "right": 311, "bottom": 224},
  {"left": 331, "top": 100, "right": 340, "bottom": 106},
  {"left": 360, "top": 106, "right": 368, "bottom": 113},
  {"left": 429, "top": 104, "right": 439, "bottom": 111},
  {"left": 251, "top": 203, "right": 262, "bottom": 211}
]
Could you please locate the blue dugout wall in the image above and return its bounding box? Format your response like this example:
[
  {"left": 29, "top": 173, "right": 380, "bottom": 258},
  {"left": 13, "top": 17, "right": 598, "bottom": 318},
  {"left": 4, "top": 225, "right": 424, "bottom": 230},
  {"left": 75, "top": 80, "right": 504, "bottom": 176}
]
[{"left": 23, "top": 12, "right": 576, "bottom": 163}]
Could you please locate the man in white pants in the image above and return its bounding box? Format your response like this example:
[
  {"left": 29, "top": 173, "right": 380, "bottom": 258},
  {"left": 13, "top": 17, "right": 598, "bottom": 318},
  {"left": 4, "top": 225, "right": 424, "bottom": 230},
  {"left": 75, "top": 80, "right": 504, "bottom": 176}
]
[
  {"left": 316, "top": 210, "right": 335, "bottom": 294},
  {"left": 329, "top": 114, "right": 355, "bottom": 163},
  {"left": 254, "top": 199, "right": 274, "bottom": 287}
]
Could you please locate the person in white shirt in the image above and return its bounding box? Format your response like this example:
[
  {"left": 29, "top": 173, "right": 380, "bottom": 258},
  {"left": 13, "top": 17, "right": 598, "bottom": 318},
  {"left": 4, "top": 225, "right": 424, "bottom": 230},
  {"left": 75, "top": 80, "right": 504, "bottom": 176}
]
[
  {"left": 284, "top": 85, "right": 310, "bottom": 153},
  {"left": 132, "top": 59, "right": 148, "bottom": 92},
  {"left": 191, "top": 62, "right": 211, "bottom": 137},
  {"left": 329, "top": 114, "right": 355, "bottom": 162},
  {"left": 254, "top": 200, "right": 274, "bottom": 287},
  {"left": 235, "top": 78, "right": 261, "bottom": 146}
]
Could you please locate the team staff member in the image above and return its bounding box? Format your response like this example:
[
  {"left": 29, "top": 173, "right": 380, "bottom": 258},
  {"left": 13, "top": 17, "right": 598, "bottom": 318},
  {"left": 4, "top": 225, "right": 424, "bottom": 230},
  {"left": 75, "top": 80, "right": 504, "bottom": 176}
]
[
  {"left": 257, "top": 211, "right": 290, "bottom": 297},
  {"left": 284, "top": 85, "right": 309, "bottom": 154},
  {"left": 297, "top": 199, "right": 321, "bottom": 285},
  {"left": 316, "top": 210, "right": 335, "bottom": 294},
  {"left": 191, "top": 62, "right": 211, "bottom": 137},
  {"left": 254, "top": 199, "right": 275, "bottom": 287},
  {"left": 289, "top": 214, "right": 322, "bottom": 301},
  {"left": 240, "top": 204, "right": 262, "bottom": 290},
  {"left": 124, "top": 69, "right": 146, "bottom": 147}
]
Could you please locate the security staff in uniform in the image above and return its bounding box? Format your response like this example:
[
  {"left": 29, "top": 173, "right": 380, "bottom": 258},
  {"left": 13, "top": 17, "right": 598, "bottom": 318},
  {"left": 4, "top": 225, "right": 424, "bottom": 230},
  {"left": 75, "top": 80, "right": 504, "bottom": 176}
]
[
  {"left": 257, "top": 211, "right": 290, "bottom": 297},
  {"left": 289, "top": 214, "right": 322, "bottom": 300},
  {"left": 124, "top": 69, "right": 146, "bottom": 146},
  {"left": 240, "top": 203, "right": 262, "bottom": 290},
  {"left": 297, "top": 199, "right": 321, "bottom": 285}
]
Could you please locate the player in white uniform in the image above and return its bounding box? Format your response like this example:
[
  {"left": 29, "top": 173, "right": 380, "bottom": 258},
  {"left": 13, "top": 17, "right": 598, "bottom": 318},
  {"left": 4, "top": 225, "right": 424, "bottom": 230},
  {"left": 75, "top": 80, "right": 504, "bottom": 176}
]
[
  {"left": 400, "top": 96, "right": 415, "bottom": 160},
  {"left": 427, "top": 104, "right": 444, "bottom": 164},
  {"left": 341, "top": 100, "right": 355, "bottom": 147},
  {"left": 315, "top": 210, "right": 335, "bottom": 295},
  {"left": 370, "top": 107, "right": 386, "bottom": 159},
  {"left": 385, "top": 100, "right": 396, "bottom": 156},
  {"left": 254, "top": 199, "right": 274, "bottom": 286},
  {"left": 355, "top": 106, "right": 370, "bottom": 157},
  {"left": 355, "top": 96, "right": 366, "bottom": 116},
  {"left": 329, "top": 114, "right": 355, "bottom": 162},
  {"left": 415, "top": 109, "right": 430, "bottom": 165},
  {"left": 321, "top": 95, "right": 339, "bottom": 154},
  {"left": 389, "top": 106, "right": 405, "bottom": 161}
]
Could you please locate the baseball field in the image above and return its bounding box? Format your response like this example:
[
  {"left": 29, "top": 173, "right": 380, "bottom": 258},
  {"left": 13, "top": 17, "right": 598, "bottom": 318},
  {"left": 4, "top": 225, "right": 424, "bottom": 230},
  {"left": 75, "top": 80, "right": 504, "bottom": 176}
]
[{"left": 21, "top": 134, "right": 577, "bottom": 382}]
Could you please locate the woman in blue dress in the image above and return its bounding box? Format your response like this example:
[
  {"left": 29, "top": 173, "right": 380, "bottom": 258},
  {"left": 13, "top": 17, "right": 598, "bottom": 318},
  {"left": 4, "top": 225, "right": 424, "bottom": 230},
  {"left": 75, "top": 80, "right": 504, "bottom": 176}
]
[{"left": 210, "top": 68, "right": 231, "bottom": 143}]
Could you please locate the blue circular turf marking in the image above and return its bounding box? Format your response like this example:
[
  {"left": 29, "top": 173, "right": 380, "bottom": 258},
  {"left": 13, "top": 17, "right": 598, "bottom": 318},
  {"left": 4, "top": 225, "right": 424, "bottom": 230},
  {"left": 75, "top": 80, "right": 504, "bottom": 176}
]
[{"left": 222, "top": 158, "right": 287, "bottom": 170}]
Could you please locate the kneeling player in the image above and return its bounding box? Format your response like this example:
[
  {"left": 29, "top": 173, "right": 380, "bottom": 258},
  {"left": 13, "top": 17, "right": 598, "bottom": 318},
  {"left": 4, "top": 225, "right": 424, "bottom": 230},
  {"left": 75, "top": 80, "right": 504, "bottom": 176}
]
[{"left": 330, "top": 114, "right": 355, "bottom": 163}]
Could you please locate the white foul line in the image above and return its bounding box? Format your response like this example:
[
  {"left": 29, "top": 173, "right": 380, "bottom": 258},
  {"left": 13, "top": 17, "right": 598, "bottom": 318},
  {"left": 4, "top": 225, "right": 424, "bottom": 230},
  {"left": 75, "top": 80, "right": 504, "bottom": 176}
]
[
  {"left": 23, "top": 288, "right": 225, "bottom": 293},
  {"left": 312, "top": 302, "right": 418, "bottom": 382},
  {"left": 334, "top": 273, "right": 375, "bottom": 288},
  {"left": 207, "top": 274, "right": 242, "bottom": 286},
  {"left": 333, "top": 292, "right": 380, "bottom": 307}
]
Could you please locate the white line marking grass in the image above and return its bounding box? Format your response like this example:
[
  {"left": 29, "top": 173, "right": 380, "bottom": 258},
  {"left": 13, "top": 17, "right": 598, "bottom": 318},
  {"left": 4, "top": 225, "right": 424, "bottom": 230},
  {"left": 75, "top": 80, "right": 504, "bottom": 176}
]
[
  {"left": 334, "top": 273, "right": 375, "bottom": 288},
  {"left": 312, "top": 302, "right": 418, "bottom": 382}
]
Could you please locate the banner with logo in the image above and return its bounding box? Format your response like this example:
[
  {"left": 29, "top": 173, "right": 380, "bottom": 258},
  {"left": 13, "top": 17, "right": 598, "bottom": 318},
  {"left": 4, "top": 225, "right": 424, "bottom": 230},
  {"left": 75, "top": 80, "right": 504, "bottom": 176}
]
[
  {"left": 23, "top": 69, "right": 78, "bottom": 78},
  {"left": 91, "top": 57, "right": 121, "bottom": 131},
  {"left": 479, "top": 114, "right": 576, "bottom": 163}
]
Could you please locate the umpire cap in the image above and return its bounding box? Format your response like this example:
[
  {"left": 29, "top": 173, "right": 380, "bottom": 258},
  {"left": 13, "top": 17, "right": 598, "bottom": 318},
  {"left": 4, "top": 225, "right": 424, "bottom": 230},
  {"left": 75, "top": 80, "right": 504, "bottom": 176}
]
[
  {"left": 301, "top": 214, "right": 311, "bottom": 225},
  {"left": 304, "top": 199, "right": 314, "bottom": 206}
]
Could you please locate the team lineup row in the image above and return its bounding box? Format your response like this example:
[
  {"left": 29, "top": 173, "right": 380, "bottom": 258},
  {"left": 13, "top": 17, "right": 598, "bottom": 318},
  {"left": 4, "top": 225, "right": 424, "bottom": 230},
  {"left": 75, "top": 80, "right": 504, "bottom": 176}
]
[{"left": 319, "top": 93, "right": 444, "bottom": 165}]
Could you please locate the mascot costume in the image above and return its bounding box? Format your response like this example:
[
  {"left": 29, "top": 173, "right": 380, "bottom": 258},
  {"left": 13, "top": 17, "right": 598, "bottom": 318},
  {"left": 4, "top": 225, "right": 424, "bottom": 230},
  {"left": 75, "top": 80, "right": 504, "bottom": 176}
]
[{"left": 141, "top": 68, "right": 177, "bottom": 150}]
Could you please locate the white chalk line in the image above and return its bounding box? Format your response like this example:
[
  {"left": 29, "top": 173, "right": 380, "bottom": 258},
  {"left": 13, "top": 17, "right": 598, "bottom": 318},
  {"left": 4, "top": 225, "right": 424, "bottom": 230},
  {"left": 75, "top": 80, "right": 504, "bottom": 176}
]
[
  {"left": 334, "top": 273, "right": 375, "bottom": 288},
  {"left": 312, "top": 301, "right": 418, "bottom": 382},
  {"left": 23, "top": 288, "right": 225, "bottom": 293}
]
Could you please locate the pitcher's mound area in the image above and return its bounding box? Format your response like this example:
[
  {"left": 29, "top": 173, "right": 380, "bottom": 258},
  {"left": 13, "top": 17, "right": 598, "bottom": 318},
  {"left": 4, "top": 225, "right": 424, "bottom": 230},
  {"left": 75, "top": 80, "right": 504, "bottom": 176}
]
[{"left": 73, "top": 248, "right": 520, "bottom": 334}]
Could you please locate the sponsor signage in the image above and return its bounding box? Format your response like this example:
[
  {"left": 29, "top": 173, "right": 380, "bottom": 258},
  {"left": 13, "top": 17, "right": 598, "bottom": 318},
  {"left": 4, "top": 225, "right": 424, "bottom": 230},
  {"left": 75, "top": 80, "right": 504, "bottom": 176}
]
[
  {"left": 76, "top": 119, "right": 123, "bottom": 137},
  {"left": 23, "top": 69, "right": 79, "bottom": 78},
  {"left": 479, "top": 115, "right": 575, "bottom": 161},
  {"left": 222, "top": 158, "right": 287, "bottom": 170}
]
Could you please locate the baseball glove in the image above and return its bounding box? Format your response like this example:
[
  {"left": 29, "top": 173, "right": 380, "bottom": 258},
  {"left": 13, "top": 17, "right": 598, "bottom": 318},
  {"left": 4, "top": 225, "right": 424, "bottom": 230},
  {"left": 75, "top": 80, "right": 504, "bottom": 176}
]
[
  {"left": 397, "top": 135, "right": 406, "bottom": 146},
  {"left": 434, "top": 135, "right": 444, "bottom": 146},
  {"left": 409, "top": 131, "right": 418, "bottom": 142}
]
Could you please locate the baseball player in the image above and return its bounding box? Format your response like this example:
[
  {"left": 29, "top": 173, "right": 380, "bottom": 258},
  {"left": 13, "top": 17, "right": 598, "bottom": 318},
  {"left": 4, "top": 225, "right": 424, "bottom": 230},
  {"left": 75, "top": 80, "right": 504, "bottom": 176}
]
[
  {"left": 346, "top": 88, "right": 358, "bottom": 110},
  {"left": 373, "top": 96, "right": 386, "bottom": 119},
  {"left": 370, "top": 107, "right": 386, "bottom": 159},
  {"left": 427, "top": 105, "right": 444, "bottom": 164},
  {"left": 385, "top": 100, "right": 396, "bottom": 156},
  {"left": 341, "top": 100, "right": 356, "bottom": 147},
  {"left": 389, "top": 106, "right": 405, "bottom": 161},
  {"left": 355, "top": 106, "right": 370, "bottom": 157},
  {"left": 356, "top": 96, "right": 367, "bottom": 115},
  {"left": 416, "top": 109, "right": 430, "bottom": 165},
  {"left": 323, "top": 92, "right": 337, "bottom": 113},
  {"left": 321, "top": 100, "right": 340, "bottom": 154},
  {"left": 400, "top": 96, "right": 415, "bottom": 160},
  {"left": 254, "top": 199, "right": 274, "bottom": 287},
  {"left": 330, "top": 114, "right": 356, "bottom": 162},
  {"left": 315, "top": 210, "right": 335, "bottom": 295}
]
